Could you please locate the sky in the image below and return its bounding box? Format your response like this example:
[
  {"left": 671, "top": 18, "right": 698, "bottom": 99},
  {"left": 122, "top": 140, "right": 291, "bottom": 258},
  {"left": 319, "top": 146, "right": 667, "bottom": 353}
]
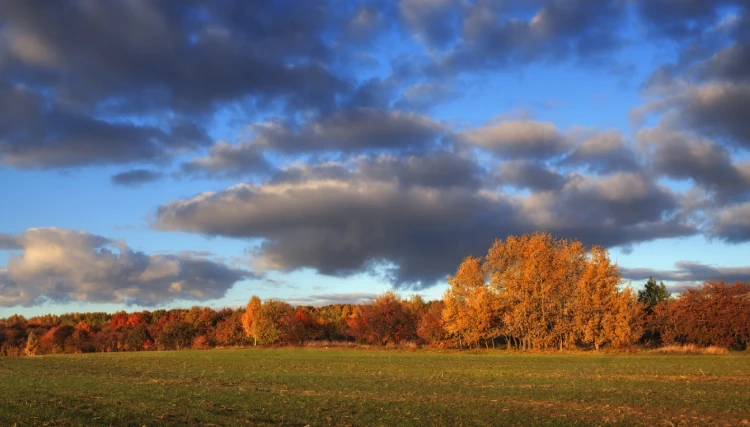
[{"left": 2, "top": 0, "right": 750, "bottom": 317}]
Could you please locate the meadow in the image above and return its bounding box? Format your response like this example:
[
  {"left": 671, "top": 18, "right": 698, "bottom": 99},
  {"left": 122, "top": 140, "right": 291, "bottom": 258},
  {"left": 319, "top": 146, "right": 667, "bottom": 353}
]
[{"left": 1, "top": 348, "right": 748, "bottom": 426}]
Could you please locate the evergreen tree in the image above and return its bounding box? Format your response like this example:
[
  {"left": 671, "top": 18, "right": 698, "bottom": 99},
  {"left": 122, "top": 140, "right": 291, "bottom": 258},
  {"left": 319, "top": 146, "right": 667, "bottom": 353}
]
[{"left": 637, "top": 277, "right": 670, "bottom": 308}]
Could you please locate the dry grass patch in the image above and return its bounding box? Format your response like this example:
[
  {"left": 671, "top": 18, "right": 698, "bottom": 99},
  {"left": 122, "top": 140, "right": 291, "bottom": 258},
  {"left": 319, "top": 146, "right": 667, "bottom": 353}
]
[{"left": 650, "top": 344, "right": 729, "bottom": 355}]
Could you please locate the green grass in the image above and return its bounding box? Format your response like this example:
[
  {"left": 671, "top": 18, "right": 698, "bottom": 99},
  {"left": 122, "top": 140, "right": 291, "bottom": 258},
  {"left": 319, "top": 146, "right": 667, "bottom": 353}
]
[{"left": 1, "top": 349, "right": 748, "bottom": 426}]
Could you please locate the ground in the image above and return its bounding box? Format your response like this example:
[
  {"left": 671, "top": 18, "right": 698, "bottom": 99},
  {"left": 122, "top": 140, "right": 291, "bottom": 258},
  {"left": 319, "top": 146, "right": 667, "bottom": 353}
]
[{"left": 1, "top": 348, "right": 749, "bottom": 426}]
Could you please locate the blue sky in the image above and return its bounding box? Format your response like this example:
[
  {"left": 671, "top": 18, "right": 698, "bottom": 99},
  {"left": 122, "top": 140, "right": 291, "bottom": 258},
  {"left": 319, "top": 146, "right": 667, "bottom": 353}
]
[{"left": 2, "top": 1, "right": 750, "bottom": 317}]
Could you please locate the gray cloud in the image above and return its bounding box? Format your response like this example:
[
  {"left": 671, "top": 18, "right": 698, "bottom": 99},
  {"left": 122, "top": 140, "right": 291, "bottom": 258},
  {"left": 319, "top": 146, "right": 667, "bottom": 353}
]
[
  {"left": 440, "top": 0, "right": 626, "bottom": 72},
  {"left": 638, "top": 127, "right": 750, "bottom": 202},
  {"left": 254, "top": 108, "right": 448, "bottom": 154},
  {"left": 0, "top": 82, "right": 207, "bottom": 168},
  {"left": 701, "top": 42, "right": 750, "bottom": 83},
  {"left": 708, "top": 202, "right": 750, "bottom": 243},
  {"left": 622, "top": 261, "right": 750, "bottom": 286},
  {"left": 0, "top": 1, "right": 361, "bottom": 168},
  {"left": 495, "top": 161, "right": 566, "bottom": 192},
  {"left": 517, "top": 172, "right": 695, "bottom": 247},
  {"left": 180, "top": 142, "right": 272, "bottom": 179},
  {"left": 461, "top": 120, "right": 570, "bottom": 160},
  {"left": 0, "top": 233, "right": 21, "bottom": 250},
  {"left": 0, "top": 228, "right": 249, "bottom": 307},
  {"left": 111, "top": 169, "right": 164, "bottom": 187},
  {"left": 285, "top": 292, "right": 379, "bottom": 306},
  {"left": 357, "top": 151, "right": 483, "bottom": 189},
  {"left": 155, "top": 155, "right": 695, "bottom": 289},
  {"left": 399, "top": 0, "right": 463, "bottom": 47},
  {"left": 633, "top": 0, "right": 742, "bottom": 39},
  {"left": 561, "top": 131, "right": 640, "bottom": 174},
  {"left": 155, "top": 162, "right": 512, "bottom": 289}
]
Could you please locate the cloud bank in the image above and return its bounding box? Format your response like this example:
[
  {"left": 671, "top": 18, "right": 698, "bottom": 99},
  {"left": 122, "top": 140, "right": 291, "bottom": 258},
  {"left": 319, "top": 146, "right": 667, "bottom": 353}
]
[{"left": 0, "top": 228, "right": 249, "bottom": 307}]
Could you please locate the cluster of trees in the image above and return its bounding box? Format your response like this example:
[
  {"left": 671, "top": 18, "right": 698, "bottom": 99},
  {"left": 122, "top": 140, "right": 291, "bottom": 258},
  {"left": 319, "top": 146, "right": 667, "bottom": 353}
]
[
  {"left": 1, "top": 233, "right": 748, "bottom": 356},
  {"left": 442, "top": 233, "right": 642, "bottom": 350}
]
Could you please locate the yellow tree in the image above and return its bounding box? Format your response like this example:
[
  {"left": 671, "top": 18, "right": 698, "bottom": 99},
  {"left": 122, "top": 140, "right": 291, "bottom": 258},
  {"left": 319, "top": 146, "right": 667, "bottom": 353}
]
[
  {"left": 485, "top": 233, "right": 562, "bottom": 349},
  {"left": 251, "top": 300, "right": 294, "bottom": 345},
  {"left": 485, "top": 233, "right": 588, "bottom": 350},
  {"left": 573, "top": 246, "right": 622, "bottom": 350},
  {"left": 603, "top": 287, "right": 643, "bottom": 348},
  {"left": 242, "top": 296, "right": 262, "bottom": 346},
  {"left": 442, "top": 256, "right": 501, "bottom": 348}
]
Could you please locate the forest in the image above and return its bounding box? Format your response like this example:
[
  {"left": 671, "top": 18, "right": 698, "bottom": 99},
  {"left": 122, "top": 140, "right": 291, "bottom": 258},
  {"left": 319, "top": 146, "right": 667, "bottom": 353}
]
[{"left": 2, "top": 233, "right": 748, "bottom": 356}]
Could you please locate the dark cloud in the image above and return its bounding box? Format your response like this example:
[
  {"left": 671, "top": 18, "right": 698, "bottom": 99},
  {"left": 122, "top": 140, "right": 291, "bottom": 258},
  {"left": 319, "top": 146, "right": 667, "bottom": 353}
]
[
  {"left": 399, "top": 0, "right": 463, "bottom": 47},
  {"left": 440, "top": 0, "right": 626, "bottom": 72},
  {"left": 675, "top": 83, "right": 750, "bottom": 148},
  {"left": 636, "top": 82, "right": 750, "bottom": 150},
  {"left": 622, "top": 261, "right": 750, "bottom": 286},
  {"left": 638, "top": 127, "right": 750, "bottom": 202},
  {"left": 0, "top": 82, "right": 207, "bottom": 168},
  {"left": 155, "top": 162, "right": 513, "bottom": 288},
  {"left": 516, "top": 172, "right": 695, "bottom": 247},
  {"left": 633, "top": 0, "right": 742, "bottom": 39},
  {"left": 254, "top": 108, "right": 447, "bottom": 154},
  {"left": 111, "top": 169, "right": 164, "bottom": 187},
  {"left": 0, "top": 233, "right": 21, "bottom": 250},
  {"left": 0, "top": 0, "right": 361, "bottom": 168},
  {"left": 155, "top": 156, "right": 694, "bottom": 289},
  {"left": 561, "top": 131, "right": 640, "bottom": 174},
  {"left": 357, "top": 151, "right": 483, "bottom": 189},
  {"left": 701, "top": 42, "right": 750, "bottom": 83},
  {"left": 495, "top": 161, "right": 566, "bottom": 192},
  {"left": 180, "top": 142, "right": 272, "bottom": 179},
  {"left": 708, "top": 202, "right": 750, "bottom": 243},
  {"left": 0, "top": 228, "right": 250, "bottom": 307},
  {"left": 460, "top": 120, "right": 570, "bottom": 159}
]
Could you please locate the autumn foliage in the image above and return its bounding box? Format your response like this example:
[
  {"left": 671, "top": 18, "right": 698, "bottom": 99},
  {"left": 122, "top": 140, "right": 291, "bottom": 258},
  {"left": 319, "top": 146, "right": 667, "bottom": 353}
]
[
  {"left": 1, "top": 233, "right": 748, "bottom": 355},
  {"left": 444, "top": 233, "right": 642, "bottom": 350}
]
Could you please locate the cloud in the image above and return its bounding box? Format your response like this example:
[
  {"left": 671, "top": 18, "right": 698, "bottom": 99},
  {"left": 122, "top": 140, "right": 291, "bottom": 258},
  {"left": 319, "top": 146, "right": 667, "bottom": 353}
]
[
  {"left": 561, "top": 131, "right": 640, "bottom": 174},
  {"left": 155, "top": 160, "right": 512, "bottom": 289},
  {"left": 517, "top": 172, "right": 695, "bottom": 247},
  {"left": 399, "top": 0, "right": 463, "bottom": 47},
  {"left": 621, "top": 261, "right": 750, "bottom": 287},
  {"left": 633, "top": 0, "right": 742, "bottom": 39},
  {"left": 111, "top": 169, "right": 164, "bottom": 187},
  {"left": 284, "top": 292, "right": 379, "bottom": 306},
  {"left": 460, "top": 120, "right": 569, "bottom": 159},
  {"left": 439, "top": 0, "right": 626, "bottom": 72},
  {"left": 638, "top": 127, "right": 750, "bottom": 202},
  {"left": 0, "top": 233, "right": 21, "bottom": 250},
  {"left": 180, "top": 142, "right": 272, "bottom": 179},
  {"left": 155, "top": 154, "right": 695, "bottom": 289},
  {"left": 0, "top": 1, "right": 360, "bottom": 168},
  {"left": 670, "top": 83, "right": 750, "bottom": 149},
  {"left": 0, "top": 228, "right": 249, "bottom": 307},
  {"left": 253, "top": 108, "right": 448, "bottom": 154},
  {"left": 701, "top": 42, "right": 750, "bottom": 83},
  {"left": 707, "top": 202, "right": 750, "bottom": 243},
  {"left": 495, "top": 161, "right": 566, "bottom": 192}
]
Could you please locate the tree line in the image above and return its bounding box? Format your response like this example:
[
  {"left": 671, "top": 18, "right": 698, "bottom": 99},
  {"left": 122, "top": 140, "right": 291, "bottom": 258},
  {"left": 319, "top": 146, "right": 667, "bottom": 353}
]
[{"left": 2, "top": 233, "right": 748, "bottom": 355}]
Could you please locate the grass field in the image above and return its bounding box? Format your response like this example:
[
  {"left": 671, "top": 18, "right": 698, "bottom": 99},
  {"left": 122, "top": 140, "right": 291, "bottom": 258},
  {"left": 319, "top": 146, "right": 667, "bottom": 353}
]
[{"left": 1, "top": 349, "right": 749, "bottom": 426}]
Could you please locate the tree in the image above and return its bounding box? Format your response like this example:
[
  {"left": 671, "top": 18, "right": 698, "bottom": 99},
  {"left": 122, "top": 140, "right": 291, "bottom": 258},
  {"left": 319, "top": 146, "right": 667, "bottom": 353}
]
[
  {"left": 348, "top": 292, "right": 415, "bottom": 345},
  {"left": 417, "top": 301, "right": 446, "bottom": 346},
  {"left": 638, "top": 277, "right": 670, "bottom": 308},
  {"left": 443, "top": 256, "right": 501, "bottom": 348},
  {"left": 649, "top": 281, "right": 750, "bottom": 349},
  {"left": 573, "top": 246, "right": 640, "bottom": 350},
  {"left": 24, "top": 332, "right": 39, "bottom": 356},
  {"left": 242, "top": 296, "right": 262, "bottom": 346},
  {"left": 251, "top": 300, "right": 294, "bottom": 345}
]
